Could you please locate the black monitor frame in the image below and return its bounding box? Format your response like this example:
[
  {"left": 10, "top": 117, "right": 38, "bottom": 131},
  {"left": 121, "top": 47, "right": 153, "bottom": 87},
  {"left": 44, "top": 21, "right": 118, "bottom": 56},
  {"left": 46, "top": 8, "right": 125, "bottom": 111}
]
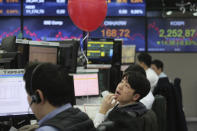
[{"left": 57, "top": 39, "right": 80, "bottom": 73}]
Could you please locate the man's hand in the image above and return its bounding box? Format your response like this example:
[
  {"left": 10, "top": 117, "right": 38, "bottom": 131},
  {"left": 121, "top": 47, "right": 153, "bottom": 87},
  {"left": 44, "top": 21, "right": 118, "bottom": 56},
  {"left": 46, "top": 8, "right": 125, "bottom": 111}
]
[{"left": 99, "top": 94, "right": 117, "bottom": 114}]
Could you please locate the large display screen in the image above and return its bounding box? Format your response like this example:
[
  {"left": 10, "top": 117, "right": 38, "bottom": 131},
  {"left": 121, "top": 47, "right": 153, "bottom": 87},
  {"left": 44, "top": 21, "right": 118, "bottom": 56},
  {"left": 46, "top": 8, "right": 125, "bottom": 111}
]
[
  {"left": 0, "top": 17, "right": 21, "bottom": 43},
  {"left": 90, "top": 17, "right": 145, "bottom": 52},
  {"left": 23, "top": 0, "right": 67, "bottom": 16},
  {"left": 107, "top": 0, "right": 145, "bottom": 16},
  {"left": 148, "top": 18, "right": 197, "bottom": 52},
  {"left": 0, "top": 0, "right": 21, "bottom": 16},
  {"left": 23, "top": 17, "right": 82, "bottom": 41}
]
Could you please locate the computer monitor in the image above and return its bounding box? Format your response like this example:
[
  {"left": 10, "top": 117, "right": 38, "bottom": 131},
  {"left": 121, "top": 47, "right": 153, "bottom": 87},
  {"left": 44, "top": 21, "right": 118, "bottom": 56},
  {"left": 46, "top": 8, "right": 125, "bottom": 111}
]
[
  {"left": 0, "top": 69, "right": 31, "bottom": 116},
  {"left": 29, "top": 45, "right": 57, "bottom": 64},
  {"left": 58, "top": 39, "right": 80, "bottom": 73},
  {"left": 73, "top": 73, "right": 99, "bottom": 96},
  {"left": 86, "top": 38, "right": 122, "bottom": 68},
  {"left": 86, "top": 38, "right": 114, "bottom": 67},
  {"left": 121, "top": 45, "right": 136, "bottom": 64}
]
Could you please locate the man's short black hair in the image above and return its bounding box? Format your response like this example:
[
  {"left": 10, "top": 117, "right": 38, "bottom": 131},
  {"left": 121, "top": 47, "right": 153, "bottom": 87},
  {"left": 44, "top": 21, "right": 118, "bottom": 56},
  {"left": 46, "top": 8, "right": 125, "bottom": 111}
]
[
  {"left": 23, "top": 62, "right": 75, "bottom": 107},
  {"left": 123, "top": 71, "right": 150, "bottom": 100},
  {"left": 152, "top": 59, "right": 164, "bottom": 71},
  {"left": 124, "top": 64, "right": 146, "bottom": 77},
  {"left": 137, "top": 53, "right": 152, "bottom": 67}
]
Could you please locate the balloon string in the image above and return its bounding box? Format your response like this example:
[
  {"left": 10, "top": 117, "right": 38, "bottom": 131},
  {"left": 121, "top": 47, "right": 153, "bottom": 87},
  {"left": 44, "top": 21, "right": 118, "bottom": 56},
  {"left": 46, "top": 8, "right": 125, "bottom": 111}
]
[{"left": 81, "top": 32, "right": 89, "bottom": 64}]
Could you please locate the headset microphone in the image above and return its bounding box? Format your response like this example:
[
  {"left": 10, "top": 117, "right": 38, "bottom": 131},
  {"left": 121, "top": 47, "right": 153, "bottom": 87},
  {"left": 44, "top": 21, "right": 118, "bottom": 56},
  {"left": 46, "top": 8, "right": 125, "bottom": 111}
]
[{"left": 29, "top": 64, "right": 43, "bottom": 105}]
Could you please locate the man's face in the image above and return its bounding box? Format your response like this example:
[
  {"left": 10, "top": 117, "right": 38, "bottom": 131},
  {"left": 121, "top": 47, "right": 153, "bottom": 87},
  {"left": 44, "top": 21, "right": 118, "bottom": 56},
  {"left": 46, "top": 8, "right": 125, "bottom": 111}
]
[
  {"left": 115, "top": 77, "right": 137, "bottom": 105},
  {"left": 151, "top": 64, "right": 161, "bottom": 76}
]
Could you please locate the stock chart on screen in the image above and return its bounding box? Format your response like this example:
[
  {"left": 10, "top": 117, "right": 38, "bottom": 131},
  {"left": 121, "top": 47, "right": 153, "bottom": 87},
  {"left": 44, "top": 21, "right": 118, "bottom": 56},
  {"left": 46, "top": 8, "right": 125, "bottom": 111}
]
[
  {"left": 0, "top": 17, "right": 21, "bottom": 43},
  {"left": 148, "top": 18, "right": 197, "bottom": 52},
  {"left": 0, "top": 0, "right": 21, "bottom": 16},
  {"left": 23, "top": 17, "right": 82, "bottom": 41},
  {"left": 90, "top": 17, "right": 145, "bottom": 52}
]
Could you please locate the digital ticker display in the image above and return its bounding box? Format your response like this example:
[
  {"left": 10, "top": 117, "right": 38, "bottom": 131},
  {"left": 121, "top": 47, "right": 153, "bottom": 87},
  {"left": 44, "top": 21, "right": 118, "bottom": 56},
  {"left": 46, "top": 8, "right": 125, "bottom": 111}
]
[
  {"left": 107, "top": 0, "right": 145, "bottom": 16},
  {"left": 0, "top": 17, "right": 21, "bottom": 43},
  {"left": 0, "top": 0, "right": 21, "bottom": 16},
  {"left": 148, "top": 18, "right": 197, "bottom": 52},
  {"left": 23, "top": 0, "right": 67, "bottom": 16},
  {"left": 90, "top": 17, "right": 145, "bottom": 52},
  {"left": 23, "top": 17, "right": 82, "bottom": 41}
]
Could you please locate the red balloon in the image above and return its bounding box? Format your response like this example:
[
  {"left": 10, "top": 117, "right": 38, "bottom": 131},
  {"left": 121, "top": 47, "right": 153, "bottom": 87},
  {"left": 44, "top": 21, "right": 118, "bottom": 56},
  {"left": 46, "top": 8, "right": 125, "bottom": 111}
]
[{"left": 68, "top": 0, "right": 107, "bottom": 32}]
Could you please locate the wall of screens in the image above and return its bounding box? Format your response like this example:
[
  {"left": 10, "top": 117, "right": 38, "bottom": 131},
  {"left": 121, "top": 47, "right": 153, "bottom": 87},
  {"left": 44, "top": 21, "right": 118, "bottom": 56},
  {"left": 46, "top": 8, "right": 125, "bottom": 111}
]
[{"left": 1, "top": 0, "right": 197, "bottom": 52}]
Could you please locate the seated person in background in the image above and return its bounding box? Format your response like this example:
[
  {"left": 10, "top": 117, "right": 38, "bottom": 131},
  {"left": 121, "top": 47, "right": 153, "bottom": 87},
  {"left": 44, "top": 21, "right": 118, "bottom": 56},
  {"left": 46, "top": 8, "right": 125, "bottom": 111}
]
[
  {"left": 124, "top": 64, "right": 155, "bottom": 109},
  {"left": 94, "top": 71, "right": 150, "bottom": 128},
  {"left": 23, "top": 63, "right": 96, "bottom": 131},
  {"left": 137, "top": 53, "right": 159, "bottom": 91},
  {"left": 151, "top": 60, "right": 170, "bottom": 97},
  {"left": 151, "top": 59, "right": 168, "bottom": 78}
]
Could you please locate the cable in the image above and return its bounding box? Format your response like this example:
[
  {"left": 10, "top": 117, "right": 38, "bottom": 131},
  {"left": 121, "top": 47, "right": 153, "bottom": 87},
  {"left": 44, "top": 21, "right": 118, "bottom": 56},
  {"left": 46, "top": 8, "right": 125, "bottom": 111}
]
[{"left": 80, "top": 32, "right": 89, "bottom": 64}]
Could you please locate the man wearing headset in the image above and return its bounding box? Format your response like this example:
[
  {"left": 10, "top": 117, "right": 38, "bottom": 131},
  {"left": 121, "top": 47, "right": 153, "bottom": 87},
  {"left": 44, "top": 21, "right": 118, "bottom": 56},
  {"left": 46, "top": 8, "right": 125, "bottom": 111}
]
[{"left": 23, "top": 63, "right": 95, "bottom": 131}]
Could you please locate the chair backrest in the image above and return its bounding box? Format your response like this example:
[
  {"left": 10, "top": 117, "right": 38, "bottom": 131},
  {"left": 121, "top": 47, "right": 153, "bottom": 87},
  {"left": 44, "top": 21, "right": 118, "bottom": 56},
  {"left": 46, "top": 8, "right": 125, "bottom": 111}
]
[
  {"left": 140, "top": 109, "right": 158, "bottom": 131},
  {"left": 1, "top": 36, "right": 17, "bottom": 52},
  {"left": 152, "top": 95, "right": 167, "bottom": 131}
]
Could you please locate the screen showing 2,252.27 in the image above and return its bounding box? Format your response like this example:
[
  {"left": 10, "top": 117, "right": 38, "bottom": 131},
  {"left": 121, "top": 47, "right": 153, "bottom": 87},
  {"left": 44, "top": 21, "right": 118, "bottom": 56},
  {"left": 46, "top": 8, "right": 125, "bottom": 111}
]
[{"left": 148, "top": 18, "right": 197, "bottom": 52}]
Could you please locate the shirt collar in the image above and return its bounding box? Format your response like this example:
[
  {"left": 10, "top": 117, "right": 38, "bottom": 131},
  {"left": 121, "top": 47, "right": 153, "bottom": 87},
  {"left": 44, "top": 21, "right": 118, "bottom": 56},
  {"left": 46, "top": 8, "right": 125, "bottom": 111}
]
[
  {"left": 159, "top": 72, "right": 167, "bottom": 78},
  {"left": 38, "top": 103, "right": 72, "bottom": 125}
]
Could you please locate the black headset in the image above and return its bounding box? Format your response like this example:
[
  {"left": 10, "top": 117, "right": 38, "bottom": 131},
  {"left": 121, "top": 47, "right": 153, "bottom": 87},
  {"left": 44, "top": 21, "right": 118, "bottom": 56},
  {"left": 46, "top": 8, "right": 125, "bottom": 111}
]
[{"left": 29, "top": 63, "right": 43, "bottom": 105}]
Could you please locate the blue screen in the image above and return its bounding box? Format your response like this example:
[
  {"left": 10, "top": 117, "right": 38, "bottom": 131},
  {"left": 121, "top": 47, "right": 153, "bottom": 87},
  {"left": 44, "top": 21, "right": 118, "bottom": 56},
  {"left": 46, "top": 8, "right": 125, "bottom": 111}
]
[
  {"left": 0, "top": 0, "right": 21, "bottom": 16},
  {"left": 148, "top": 18, "right": 197, "bottom": 52},
  {"left": 23, "top": 0, "right": 67, "bottom": 16},
  {"left": 23, "top": 17, "right": 82, "bottom": 41},
  {"left": 107, "top": 0, "right": 145, "bottom": 16},
  {"left": 90, "top": 17, "right": 145, "bottom": 52},
  {"left": 0, "top": 17, "right": 21, "bottom": 43}
]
